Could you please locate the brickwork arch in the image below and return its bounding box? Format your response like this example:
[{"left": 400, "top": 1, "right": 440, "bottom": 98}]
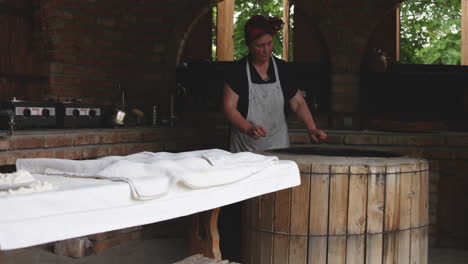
[{"left": 175, "top": 0, "right": 224, "bottom": 66}]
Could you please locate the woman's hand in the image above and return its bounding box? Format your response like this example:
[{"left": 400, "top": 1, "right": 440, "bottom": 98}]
[
  {"left": 246, "top": 125, "right": 267, "bottom": 140},
  {"left": 309, "top": 128, "right": 327, "bottom": 143}
]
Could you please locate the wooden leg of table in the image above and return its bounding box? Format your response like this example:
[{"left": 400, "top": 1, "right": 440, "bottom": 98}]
[
  {"left": 188, "top": 208, "right": 222, "bottom": 260},
  {"left": 0, "top": 250, "right": 6, "bottom": 264}
]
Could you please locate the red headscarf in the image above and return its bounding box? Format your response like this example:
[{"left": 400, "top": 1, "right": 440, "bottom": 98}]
[{"left": 244, "top": 15, "right": 283, "bottom": 44}]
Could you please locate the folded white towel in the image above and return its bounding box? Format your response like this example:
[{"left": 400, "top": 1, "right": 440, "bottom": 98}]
[
  {"left": 16, "top": 149, "right": 279, "bottom": 200},
  {"left": 16, "top": 156, "right": 122, "bottom": 177},
  {"left": 202, "top": 151, "right": 278, "bottom": 168}
]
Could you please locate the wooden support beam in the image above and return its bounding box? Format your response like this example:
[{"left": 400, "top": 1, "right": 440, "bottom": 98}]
[
  {"left": 462, "top": 0, "right": 468, "bottom": 65},
  {"left": 395, "top": 6, "right": 401, "bottom": 62},
  {"left": 282, "top": 0, "right": 290, "bottom": 61},
  {"left": 53, "top": 237, "right": 93, "bottom": 258},
  {"left": 189, "top": 208, "right": 222, "bottom": 260},
  {"left": 216, "top": 0, "right": 234, "bottom": 61}
]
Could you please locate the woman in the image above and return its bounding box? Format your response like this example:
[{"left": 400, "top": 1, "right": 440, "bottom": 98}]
[{"left": 223, "top": 15, "right": 327, "bottom": 152}]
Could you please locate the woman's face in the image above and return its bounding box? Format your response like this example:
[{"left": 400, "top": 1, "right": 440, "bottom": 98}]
[{"left": 249, "top": 34, "right": 273, "bottom": 63}]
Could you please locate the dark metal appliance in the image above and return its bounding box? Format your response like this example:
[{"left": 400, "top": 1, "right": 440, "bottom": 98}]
[
  {"left": 56, "top": 103, "right": 103, "bottom": 128},
  {"left": 0, "top": 99, "right": 57, "bottom": 130}
]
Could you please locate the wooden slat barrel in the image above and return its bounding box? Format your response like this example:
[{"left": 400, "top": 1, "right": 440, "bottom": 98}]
[{"left": 241, "top": 147, "right": 429, "bottom": 264}]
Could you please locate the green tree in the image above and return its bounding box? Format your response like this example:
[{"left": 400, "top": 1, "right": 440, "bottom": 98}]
[{"left": 400, "top": 0, "right": 461, "bottom": 65}]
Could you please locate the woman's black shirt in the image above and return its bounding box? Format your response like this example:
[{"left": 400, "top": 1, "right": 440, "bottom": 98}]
[{"left": 224, "top": 56, "right": 298, "bottom": 118}]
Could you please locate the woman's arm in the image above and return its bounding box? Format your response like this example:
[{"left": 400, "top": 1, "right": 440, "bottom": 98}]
[
  {"left": 222, "top": 82, "right": 267, "bottom": 139},
  {"left": 289, "top": 90, "right": 327, "bottom": 142}
]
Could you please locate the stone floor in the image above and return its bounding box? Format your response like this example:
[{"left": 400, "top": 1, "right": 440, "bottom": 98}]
[
  {"left": 429, "top": 248, "right": 468, "bottom": 264},
  {"left": 1, "top": 238, "right": 468, "bottom": 264},
  {"left": 0, "top": 238, "right": 189, "bottom": 264}
]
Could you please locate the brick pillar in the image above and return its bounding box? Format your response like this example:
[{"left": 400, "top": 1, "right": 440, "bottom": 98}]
[{"left": 294, "top": 0, "right": 401, "bottom": 129}]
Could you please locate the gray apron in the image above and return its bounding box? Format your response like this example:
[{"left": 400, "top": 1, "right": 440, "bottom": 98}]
[{"left": 230, "top": 57, "right": 290, "bottom": 152}]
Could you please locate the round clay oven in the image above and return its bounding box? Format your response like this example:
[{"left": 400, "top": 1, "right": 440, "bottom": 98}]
[{"left": 242, "top": 147, "right": 429, "bottom": 264}]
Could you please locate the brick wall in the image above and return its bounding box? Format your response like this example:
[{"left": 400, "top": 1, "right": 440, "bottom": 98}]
[
  {"left": 294, "top": 0, "right": 400, "bottom": 116},
  {"left": 290, "top": 129, "right": 468, "bottom": 248},
  {"left": 2, "top": 0, "right": 407, "bottom": 127},
  {"left": 30, "top": 0, "right": 215, "bottom": 111},
  {"left": 0, "top": 127, "right": 229, "bottom": 165}
]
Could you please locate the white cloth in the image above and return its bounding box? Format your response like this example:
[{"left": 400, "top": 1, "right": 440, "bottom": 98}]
[
  {"left": 0, "top": 160, "right": 300, "bottom": 250},
  {"left": 0, "top": 171, "right": 54, "bottom": 195},
  {"left": 16, "top": 149, "right": 279, "bottom": 200}
]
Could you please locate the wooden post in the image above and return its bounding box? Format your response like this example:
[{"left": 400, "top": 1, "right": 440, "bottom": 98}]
[
  {"left": 282, "top": 0, "right": 290, "bottom": 61},
  {"left": 216, "top": 0, "right": 234, "bottom": 61},
  {"left": 462, "top": 0, "right": 468, "bottom": 65},
  {"left": 189, "top": 208, "right": 222, "bottom": 260},
  {"left": 395, "top": 6, "right": 401, "bottom": 62}
]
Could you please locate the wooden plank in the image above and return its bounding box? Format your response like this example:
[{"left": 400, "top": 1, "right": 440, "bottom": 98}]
[
  {"left": 290, "top": 172, "right": 310, "bottom": 235},
  {"left": 273, "top": 233, "right": 289, "bottom": 264},
  {"left": 348, "top": 166, "right": 368, "bottom": 235},
  {"left": 368, "top": 167, "right": 385, "bottom": 234},
  {"left": 309, "top": 164, "right": 330, "bottom": 236},
  {"left": 242, "top": 197, "right": 261, "bottom": 263},
  {"left": 251, "top": 197, "right": 262, "bottom": 263},
  {"left": 260, "top": 232, "right": 273, "bottom": 264},
  {"left": 260, "top": 193, "right": 274, "bottom": 263},
  {"left": 410, "top": 228, "right": 421, "bottom": 264},
  {"left": 174, "top": 254, "right": 238, "bottom": 264},
  {"left": 462, "top": 0, "right": 468, "bottom": 65},
  {"left": 346, "top": 235, "right": 365, "bottom": 264},
  {"left": 216, "top": 0, "right": 234, "bottom": 60},
  {"left": 288, "top": 236, "right": 307, "bottom": 264},
  {"left": 241, "top": 199, "right": 252, "bottom": 263},
  {"left": 308, "top": 236, "right": 327, "bottom": 264},
  {"left": 252, "top": 196, "right": 261, "bottom": 231},
  {"left": 396, "top": 7, "right": 401, "bottom": 61},
  {"left": 329, "top": 166, "right": 349, "bottom": 236},
  {"left": 327, "top": 236, "right": 346, "bottom": 264},
  {"left": 260, "top": 193, "right": 275, "bottom": 232},
  {"left": 189, "top": 208, "right": 222, "bottom": 260},
  {"left": 53, "top": 237, "right": 92, "bottom": 258},
  {"left": 420, "top": 226, "right": 429, "bottom": 264},
  {"left": 399, "top": 165, "right": 415, "bottom": 230},
  {"left": 0, "top": 250, "right": 5, "bottom": 264},
  {"left": 410, "top": 168, "right": 421, "bottom": 229},
  {"left": 174, "top": 254, "right": 214, "bottom": 264},
  {"left": 282, "top": 0, "right": 290, "bottom": 61},
  {"left": 274, "top": 188, "right": 291, "bottom": 233},
  {"left": 297, "top": 163, "right": 311, "bottom": 174},
  {"left": 366, "top": 233, "right": 383, "bottom": 264},
  {"left": 420, "top": 169, "right": 429, "bottom": 226},
  {"left": 397, "top": 229, "right": 410, "bottom": 264},
  {"left": 383, "top": 232, "right": 397, "bottom": 264},
  {"left": 384, "top": 166, "right": 400, "bottom": 232},
  {"left": 251, "top": 231, "right": 261, "bottom": 264}
]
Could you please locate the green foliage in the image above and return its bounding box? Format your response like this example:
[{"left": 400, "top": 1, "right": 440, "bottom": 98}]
[
  {"left": 233, "top": 0, "right": 289, "bottom": 60},
  {"left": 400, "top": 0, "right": 461, "bottom": 65},
  {"left": 212, "top": 6, "right": 218, "bottom": 61}
]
